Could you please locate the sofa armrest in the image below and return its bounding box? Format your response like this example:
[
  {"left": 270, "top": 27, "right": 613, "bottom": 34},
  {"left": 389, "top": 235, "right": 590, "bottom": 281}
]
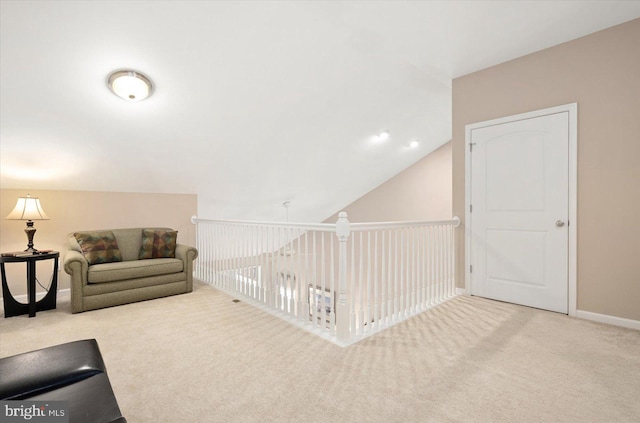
[
  {"left": 0, "top": 339, "right": 106, "bottom": 400},
  {"left": 64, "top": 249, "right": 89, "bottom": 313},
  {"left": 175, "top": 244, "right": 198, "bottom": 291},
  {"left": 63, "top": 249, "right": 88, "bottom": 277},
  {"left": 175, "top": 244, "right": 198, "bottom": 262}
]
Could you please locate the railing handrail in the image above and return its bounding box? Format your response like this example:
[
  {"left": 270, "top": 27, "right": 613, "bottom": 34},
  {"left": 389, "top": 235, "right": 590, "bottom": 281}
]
[
  {"left": 351, "top": 216, "right": 460, "bottom": 231},
  {"left": 191, "top": 215, "right": 336, "bottom": 231},
  {"left": 191, "top": 215, "right": 460, "bottom": 232}
]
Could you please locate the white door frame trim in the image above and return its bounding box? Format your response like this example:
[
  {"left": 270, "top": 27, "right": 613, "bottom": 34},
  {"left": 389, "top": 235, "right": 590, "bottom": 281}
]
[{"left": 464, "top": 103, "right": 578, "bottom": 316}]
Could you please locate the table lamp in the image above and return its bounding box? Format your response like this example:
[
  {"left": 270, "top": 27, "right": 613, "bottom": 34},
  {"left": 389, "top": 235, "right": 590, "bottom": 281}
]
[{"left": 5, "top": 194, "right": 50, "bottom": 252}]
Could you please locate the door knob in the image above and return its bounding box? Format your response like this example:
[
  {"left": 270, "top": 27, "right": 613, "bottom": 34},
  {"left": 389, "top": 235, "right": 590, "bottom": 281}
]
[{"left": 555, "top": 220, "right": 565, "bottom": 227}]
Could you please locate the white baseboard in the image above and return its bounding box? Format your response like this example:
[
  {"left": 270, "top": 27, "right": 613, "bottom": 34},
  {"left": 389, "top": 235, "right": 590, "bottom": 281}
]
[
  {"left": 576, "top": 309, "right": 640, "bottom": 331},
  {"left": 455, "top": 287, "right": 468, "bottom": 296}
]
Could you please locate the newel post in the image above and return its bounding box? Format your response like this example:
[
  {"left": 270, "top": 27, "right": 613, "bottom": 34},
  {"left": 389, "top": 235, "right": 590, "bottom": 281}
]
[{"left": 335, "top": 212, "right": 351, "bottom": 343}]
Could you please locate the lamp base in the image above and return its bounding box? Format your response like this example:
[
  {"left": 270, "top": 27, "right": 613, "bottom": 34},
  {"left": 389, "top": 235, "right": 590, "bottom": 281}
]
[{"left": 24, "top": 221, "right": 39, "bottom": 252}]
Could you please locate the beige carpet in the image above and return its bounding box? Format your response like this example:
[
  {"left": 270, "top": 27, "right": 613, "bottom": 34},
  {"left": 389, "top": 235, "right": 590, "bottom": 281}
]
[{"left": 1, "top": 281, "right": 639, "bottom": 423}]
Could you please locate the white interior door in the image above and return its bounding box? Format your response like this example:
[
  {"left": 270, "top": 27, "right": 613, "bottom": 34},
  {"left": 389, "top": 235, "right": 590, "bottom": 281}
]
[{"left": 469, "top": 111, "right": 569, "bottom": 313}]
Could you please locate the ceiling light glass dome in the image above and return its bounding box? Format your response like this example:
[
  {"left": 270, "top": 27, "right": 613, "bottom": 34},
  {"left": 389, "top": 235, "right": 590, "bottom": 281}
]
[{"left": 107, "top": 70, "right": 153, "bottom": 102}]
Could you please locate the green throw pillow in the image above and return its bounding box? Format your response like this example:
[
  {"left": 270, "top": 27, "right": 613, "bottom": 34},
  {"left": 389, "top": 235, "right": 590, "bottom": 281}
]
[
  {"left": 74, "top": 231, "right": 123, "bottom": 265},
  {"left": 139, "top": 229, "right": 178, "bottom": 259}
]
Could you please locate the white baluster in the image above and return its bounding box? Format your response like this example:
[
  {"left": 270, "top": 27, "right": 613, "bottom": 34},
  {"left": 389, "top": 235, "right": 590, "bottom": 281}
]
[
  {"left": 400, "top": 227, "right": 405, "bottom": 317},
  {"left": 411, "top": 227, "right": 416, "bottom": 313},
  {"left": 312, "top": 231, "right": 317, "bottom": 327},
  {"left": 358, "top": 232, "right": 364, "bottom": 335},
  {"left": 365, "top": 231, "right": 371, "bottom": 332},
  {"left": 330, "top": 234, "right": 335, "bottom": 335},
  {"left": 373, "top": 230, "right": 379, "bottom": 329},
  {"left": 387, "top": 229, "right": 392, "bottom": 322},
  {"left": 380, "top": 229, "right": 388, "bottom": 327},
  {"left": 437, "top": 224, "right": 442, "bottom": 302},
  {"left": 303, "top": 231, "right": 309, "bottom": 322},
  {"left": 352, "top": 233, "right": 357, "bottom": 333},
  {"left": 335, "top": 212, "right": 351, "bottom": 343}
]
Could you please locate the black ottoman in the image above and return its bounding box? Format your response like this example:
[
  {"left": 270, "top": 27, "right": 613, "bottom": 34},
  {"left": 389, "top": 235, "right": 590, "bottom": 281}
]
[{"left": 0, "top": 339, "right": 126, "bottom": 423}]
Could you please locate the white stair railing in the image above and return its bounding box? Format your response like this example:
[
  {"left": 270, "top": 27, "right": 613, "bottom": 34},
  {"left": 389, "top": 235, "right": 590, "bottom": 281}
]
[{"left": 192, "top": 213, "right": 459, "bottom": 346}]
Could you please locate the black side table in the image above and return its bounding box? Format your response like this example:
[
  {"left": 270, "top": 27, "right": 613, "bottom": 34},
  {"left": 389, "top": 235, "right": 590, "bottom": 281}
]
[{"left": 1, "top": 251, "right": 59, "bottom": 317}]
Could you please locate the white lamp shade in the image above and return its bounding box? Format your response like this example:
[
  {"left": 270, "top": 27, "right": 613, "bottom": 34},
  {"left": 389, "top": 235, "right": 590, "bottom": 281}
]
[{"left": 5, "top": 196, "right": 50, "bottom": 220}]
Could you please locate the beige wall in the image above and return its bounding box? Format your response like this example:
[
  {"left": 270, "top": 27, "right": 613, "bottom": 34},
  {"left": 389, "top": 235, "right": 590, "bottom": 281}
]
[
  {"left": 325, "top": 141, "right": 452, "bottom": 223},
  {"left": 0, "top": 189, "right": 197, "bottom": 297},
  {"left": 452, "top": 19, "right": 640, "bottom": 321}
]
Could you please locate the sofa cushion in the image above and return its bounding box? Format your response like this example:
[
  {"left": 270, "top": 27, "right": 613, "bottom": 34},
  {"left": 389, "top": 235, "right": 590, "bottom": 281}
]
[
  {"left": 87, "top": 258, "right": 183, "bottom": 283},
  {"left": 74, "top": 231, "right": 123, "bottom": 265},
  {"left": 139, "top": 229, "right": 178, "bottom": 259}
]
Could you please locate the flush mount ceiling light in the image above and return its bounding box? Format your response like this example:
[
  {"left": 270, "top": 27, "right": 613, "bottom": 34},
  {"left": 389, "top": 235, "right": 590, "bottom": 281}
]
[
  {"left": 409, "top": 140, "right": 420, "bottom": 148},
  {"left": 107, "top": 70, "right": 153, "bottom": 102}
]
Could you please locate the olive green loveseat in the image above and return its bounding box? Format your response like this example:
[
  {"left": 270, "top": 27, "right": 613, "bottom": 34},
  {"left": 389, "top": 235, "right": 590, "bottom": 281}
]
[{"left": 63, "top": 228, "right": 198, "bottom": 313}]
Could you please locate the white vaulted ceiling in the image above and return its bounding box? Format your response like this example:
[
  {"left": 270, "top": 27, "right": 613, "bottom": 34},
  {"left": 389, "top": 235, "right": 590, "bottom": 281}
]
[{"left": 2, "top": 1, "right": 639, "bottom": 222}]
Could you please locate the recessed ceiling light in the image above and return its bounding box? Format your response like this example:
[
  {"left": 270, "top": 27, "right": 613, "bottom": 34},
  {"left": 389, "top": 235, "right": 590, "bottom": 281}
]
[
  {"left": 409, "top": 140, "right": 419, "bottom": 148},
  {"left": 373, "top": 131, "right": 390, "bottom": 143},
  {"left": 107, "top": 70, "right": 153, "bottom": 102}
]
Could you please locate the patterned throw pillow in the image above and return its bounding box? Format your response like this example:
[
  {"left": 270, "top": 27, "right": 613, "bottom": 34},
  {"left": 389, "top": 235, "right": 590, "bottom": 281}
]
[
  {"left": 139, "top": 229, "right": 178, "bottom": 259},
  {"left": 74, "top": 231, "right": 123, "bottom": 265}
]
